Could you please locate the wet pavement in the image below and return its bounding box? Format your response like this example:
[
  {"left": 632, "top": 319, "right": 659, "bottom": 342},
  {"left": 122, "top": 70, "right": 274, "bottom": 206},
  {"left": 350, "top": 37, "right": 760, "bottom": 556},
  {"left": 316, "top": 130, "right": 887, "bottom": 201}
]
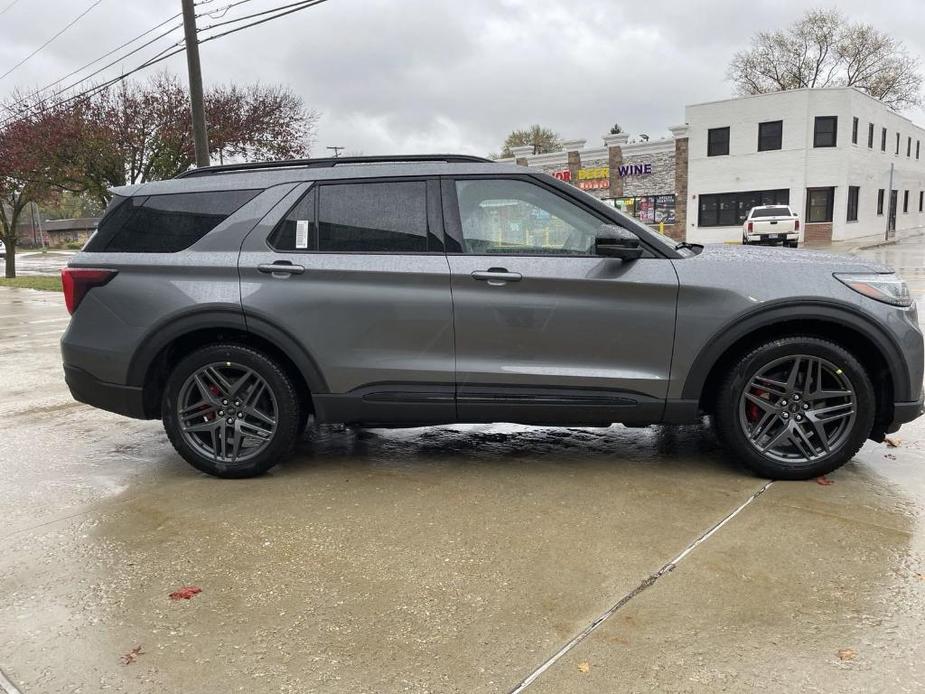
[
  {"left": 8, "top": 251, "right": 75, "bottom": 277},
  {"left": 1, "top": 238, "right": 924, "bottom": 693}
]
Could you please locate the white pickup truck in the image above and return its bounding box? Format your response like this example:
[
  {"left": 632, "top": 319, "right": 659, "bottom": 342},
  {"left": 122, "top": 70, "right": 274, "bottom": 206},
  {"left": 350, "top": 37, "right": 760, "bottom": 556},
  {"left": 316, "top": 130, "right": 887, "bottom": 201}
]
[{"left": 742, "top": 205, "right": 800, "bottom": 247}]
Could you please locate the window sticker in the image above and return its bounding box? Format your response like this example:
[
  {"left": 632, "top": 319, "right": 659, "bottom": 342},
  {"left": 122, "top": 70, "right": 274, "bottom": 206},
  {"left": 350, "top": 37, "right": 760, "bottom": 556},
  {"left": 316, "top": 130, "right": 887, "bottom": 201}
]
[{"left": 295, "top": 220, "right": 309, "bottom": 249}]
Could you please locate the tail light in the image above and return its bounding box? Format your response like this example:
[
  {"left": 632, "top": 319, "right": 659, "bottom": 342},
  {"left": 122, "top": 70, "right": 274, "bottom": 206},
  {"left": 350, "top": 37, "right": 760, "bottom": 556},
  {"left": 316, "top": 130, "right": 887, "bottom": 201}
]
[
  {"left": 795, "top": 219, "right": 800, "bottom": 231},
  {"left": 747, "top": 221, "right": 753, "bottom": 232},
  {"left": 61, "top": 268, "right": 117, "bottom": 315}
]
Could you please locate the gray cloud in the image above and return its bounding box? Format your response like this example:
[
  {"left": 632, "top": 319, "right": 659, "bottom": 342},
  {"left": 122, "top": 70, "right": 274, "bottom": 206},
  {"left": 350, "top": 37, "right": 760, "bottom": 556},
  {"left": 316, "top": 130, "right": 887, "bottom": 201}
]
[{"left": 1, "top": 0, "right": 924, "bottom": 156}]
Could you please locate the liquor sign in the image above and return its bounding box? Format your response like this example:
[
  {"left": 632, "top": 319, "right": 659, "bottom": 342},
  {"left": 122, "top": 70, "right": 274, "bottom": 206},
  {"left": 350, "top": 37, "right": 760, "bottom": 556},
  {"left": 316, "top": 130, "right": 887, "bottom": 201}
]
[{"left": 617, "top": 163, "right": 653, "bottom": 177}]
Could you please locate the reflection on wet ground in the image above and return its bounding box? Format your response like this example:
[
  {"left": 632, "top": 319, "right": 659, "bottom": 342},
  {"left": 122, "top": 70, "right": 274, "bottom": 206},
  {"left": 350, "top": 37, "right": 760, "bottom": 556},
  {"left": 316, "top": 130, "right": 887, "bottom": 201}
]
[{"left": 0, "top": 236, "right": 923, "bottom": 692}]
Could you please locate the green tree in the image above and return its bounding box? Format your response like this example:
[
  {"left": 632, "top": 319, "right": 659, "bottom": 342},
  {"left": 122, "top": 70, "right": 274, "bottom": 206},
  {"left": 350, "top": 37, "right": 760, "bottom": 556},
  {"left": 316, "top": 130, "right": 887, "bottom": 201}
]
[{"left": 609, "top": 122, "right": 623, "bottom": 135}]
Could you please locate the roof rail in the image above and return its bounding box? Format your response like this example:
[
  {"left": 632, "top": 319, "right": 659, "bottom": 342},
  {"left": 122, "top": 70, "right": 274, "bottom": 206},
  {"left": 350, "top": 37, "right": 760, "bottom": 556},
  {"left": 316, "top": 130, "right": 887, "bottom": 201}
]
[{"left": 175, "top": 154, "right": 495, "bottom": 178}]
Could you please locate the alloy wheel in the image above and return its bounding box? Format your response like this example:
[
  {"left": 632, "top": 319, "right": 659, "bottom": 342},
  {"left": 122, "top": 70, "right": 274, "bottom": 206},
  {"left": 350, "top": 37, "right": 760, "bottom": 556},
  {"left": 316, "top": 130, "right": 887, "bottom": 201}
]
[
  {"left": 177, "top": 362, "right": 278, "bottom": 464},
  {"left": 738, "top": 354, "right": 857, "bottom": 464}
]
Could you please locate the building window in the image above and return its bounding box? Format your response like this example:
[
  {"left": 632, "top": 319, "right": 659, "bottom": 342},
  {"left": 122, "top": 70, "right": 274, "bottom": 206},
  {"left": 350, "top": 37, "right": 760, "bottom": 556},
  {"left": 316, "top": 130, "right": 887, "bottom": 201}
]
[
  {"left": 867, "top": 122, "right": 874, "bottom": 148},
  {"left": 918, "top": 140, "right": 921, "bottom": 159},
  {"left": 698, "top": 189, "right": 790, "bottom": 227},
  {"left": 881, "top": 127, "right": 887, "bottom": 151},
  {"left": 707, "top": 127, "right": 730, "bottom": 156},
  {"left": 757, "top": 120, "right": 782, "bottom": 151},
  {"left": 852, "top": 117, "right": 859, "bottom": 144},
  {"left": 896, "top": 132, "right": 901, "bottom": 154},
  {"left": 806, "top": 187, "right": 835, "bottom": 223},
  {"left": 813, "top": 117, "right": 838, "bottom": 147},
  {"left": 877, "top": 189, "right": 885, "bottom": 215},
  {"left": 847, "top": 186, "right": 859, "bottom": 222},
  {"left": 920, "top": 190, "right": 924, "bottom": 212},
  {"left": 903, "top": 190, "right": 909, "bottom": 213},
  {"left": 908, "top": 136, "right": 912, "bottom": 157}
]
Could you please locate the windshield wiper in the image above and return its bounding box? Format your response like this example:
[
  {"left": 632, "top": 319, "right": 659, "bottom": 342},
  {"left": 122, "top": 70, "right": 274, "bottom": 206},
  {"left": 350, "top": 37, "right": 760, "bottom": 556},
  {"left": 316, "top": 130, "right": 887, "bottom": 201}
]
[{"left": 674, "top": 241, "right": 702, "bottom": 251}]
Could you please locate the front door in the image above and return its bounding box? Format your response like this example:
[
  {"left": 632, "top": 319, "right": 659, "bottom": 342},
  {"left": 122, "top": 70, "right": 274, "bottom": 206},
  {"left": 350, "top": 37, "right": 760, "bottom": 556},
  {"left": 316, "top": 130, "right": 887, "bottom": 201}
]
[
  {"left": 239, "top": 178, "right": 456, "bottom": 425},
  {"left": 443, "top": 176, "right": 679, "bottom": 425}
]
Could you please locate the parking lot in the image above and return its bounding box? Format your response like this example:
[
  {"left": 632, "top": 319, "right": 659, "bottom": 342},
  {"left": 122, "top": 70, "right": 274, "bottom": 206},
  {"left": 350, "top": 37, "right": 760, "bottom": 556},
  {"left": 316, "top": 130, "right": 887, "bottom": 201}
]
[{"left": 1, "top": 238, "right": 924, "bottom": 693}]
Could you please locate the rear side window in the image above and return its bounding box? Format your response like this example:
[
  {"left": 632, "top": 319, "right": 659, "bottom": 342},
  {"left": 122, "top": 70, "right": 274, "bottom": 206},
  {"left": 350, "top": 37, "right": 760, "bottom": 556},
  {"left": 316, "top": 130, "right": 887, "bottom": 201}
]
[
  {"left": 267, "top": 187, "right": 316, "bottom": 251},
  {"left": 85, "top": 190, "right": 259, "bottom": 253},
  {"left": 319, "top": 182, "right": 428, "bottom": 252}
]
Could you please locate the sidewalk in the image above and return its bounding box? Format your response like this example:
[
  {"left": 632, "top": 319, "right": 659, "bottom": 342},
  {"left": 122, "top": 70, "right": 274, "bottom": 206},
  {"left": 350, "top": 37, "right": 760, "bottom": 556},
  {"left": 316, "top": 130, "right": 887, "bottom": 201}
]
[{"left": 802, "top": 227, "right": 925, "bottom": 253}]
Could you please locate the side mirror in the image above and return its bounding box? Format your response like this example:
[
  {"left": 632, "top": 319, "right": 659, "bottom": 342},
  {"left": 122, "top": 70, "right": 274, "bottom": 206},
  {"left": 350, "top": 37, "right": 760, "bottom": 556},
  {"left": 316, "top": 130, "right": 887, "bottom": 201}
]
[{"left": 595, "top": 224, "right": 643, "bottom": 260}]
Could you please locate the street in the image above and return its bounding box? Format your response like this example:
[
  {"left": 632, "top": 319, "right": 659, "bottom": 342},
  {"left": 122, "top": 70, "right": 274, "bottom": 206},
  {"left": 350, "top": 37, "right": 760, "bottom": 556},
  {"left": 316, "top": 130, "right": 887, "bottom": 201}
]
[{"left": 0, "top": 238, "right": 923, "bottom": 693}]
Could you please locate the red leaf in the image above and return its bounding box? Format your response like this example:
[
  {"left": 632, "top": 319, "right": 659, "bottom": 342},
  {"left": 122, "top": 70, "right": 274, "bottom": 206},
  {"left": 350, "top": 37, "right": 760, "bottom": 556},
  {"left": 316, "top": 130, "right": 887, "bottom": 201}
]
[
  {"left": 120, "top": 645, "right": 144, "bottom": 665},
  {"left": 815, "top": 475, "right": 834, "bottom": 486},
  {"left": 169, "top": 585, "right": 202, "bottom": 600}
]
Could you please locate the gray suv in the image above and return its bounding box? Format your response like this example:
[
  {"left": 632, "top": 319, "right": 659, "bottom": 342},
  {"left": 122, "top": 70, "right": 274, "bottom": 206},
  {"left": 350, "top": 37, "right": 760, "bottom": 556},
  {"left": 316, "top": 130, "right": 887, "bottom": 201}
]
[{"left": 61, "top": 155, "right": 924, "bottom": 479}]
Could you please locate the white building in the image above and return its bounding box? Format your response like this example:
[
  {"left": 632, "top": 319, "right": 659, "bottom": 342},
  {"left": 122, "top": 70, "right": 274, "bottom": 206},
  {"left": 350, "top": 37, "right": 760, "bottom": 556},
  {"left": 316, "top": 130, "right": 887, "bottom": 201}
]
[
  {"left": 686, "top": 87, "right": 925, "bottom": 244},
  {"left": 505, "top": 87, "right": 925, "bottom": 245}
]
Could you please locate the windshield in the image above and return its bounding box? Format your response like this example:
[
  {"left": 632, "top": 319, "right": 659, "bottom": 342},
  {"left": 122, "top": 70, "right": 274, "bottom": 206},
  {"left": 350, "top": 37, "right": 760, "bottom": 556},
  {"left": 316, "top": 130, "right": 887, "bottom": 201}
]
[{"left": 751, "top": 206, "right": 792, "bottom": 218}]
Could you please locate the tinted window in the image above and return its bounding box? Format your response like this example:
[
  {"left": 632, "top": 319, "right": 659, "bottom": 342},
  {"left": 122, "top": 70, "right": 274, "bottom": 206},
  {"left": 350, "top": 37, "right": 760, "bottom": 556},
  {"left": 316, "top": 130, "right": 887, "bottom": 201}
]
[
  {"left": 268, "top": 188, "right": 316, "bottom": 251},
  {"left": 317, "top": 182, "right": 428, "bottom": 253},
  {"left": 806, "top": 187, "right": 834, "bottom": 223},
  {"left": 86, "top": 190, "right": 258, "bottom": 253},
  {"left": 757, "top": 121, "right": 782, "bottom": 151},
  {"left": 707, "top": 127, "right": 730, "bottom": 156},
  {"left": 847, "top": 186, "right": 859, "bottom": 222},
  {"left": 750, "top": 206, "right": 792, "bottom": 218},
  {"left": 813, "top": 116, "right": 837, "bottom": 148},
  {"left": 454, "top": 179, "right": 606, "bottom": 255},
  {"left": 698, "top": 189, "right": 790, "bottom": 227}
]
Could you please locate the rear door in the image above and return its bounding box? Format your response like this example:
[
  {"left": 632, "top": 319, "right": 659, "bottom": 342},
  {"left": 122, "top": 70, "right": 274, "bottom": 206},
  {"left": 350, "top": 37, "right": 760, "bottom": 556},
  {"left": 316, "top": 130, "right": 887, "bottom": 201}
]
[
  {"left": 239, "top": 177, "right": 456, "bottom": 424},
  {"left": 443, "top": 176, "right": 679, "bottom": 425}
]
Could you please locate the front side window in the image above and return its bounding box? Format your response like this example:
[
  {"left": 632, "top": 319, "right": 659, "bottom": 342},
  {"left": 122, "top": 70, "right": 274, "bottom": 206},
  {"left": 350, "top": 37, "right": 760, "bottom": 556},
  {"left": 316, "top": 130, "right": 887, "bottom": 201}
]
[
  {"left": 707, "top": 127, "right": 730, "bottom": 156},
  {"left": 86, "top": 190, "right": 259, "bottom": 253},
  {"left": 758, "top": 121, "right": 782, "bottom": 151},
  {"left": 318, "top": 181, "right": 429, "bottom": 253},
  {"left": 806, "top": 187, "right": 834, "bottom": 223},
  {"left": 813, "top": 116, "right": 837, "bottom": 148},
  {"left": 847, "top": 186, "right": 859, "bottom": 222},
  {"left": 454, "top": 179, "right": 607, "bottom": 255}
]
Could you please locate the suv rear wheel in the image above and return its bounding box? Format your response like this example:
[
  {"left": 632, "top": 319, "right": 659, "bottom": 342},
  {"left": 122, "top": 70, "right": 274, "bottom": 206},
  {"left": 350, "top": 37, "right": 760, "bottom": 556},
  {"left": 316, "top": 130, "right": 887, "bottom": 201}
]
[
  {"left": 714, "top": 336, "right": 875, "bottom": 479},
  {"left": 162, "top": 344, "right": 301, "bottom": 478}
]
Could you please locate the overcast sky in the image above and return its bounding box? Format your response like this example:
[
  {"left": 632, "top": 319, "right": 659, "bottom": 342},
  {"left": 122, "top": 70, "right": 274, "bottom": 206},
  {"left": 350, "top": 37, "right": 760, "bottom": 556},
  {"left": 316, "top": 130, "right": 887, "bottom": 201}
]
[{"left": 1, "top": 0, "right": 924, "bottom": 156}]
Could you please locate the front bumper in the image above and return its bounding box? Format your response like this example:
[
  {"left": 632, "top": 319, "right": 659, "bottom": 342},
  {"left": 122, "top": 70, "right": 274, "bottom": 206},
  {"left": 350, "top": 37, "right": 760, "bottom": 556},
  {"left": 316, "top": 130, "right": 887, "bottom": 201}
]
[{"left": 64, "top": 364, "right": 147, "bottom": 419}]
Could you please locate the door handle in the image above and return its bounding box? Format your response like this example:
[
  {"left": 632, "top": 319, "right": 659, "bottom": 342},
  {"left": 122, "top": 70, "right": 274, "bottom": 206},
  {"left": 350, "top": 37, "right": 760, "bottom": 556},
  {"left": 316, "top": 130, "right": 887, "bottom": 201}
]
[
  {"left": 471, "top": 269, "right": 522, "bottom": 285},
  {"left": 258, "top": 261, "right": 305, "bottom": 276}
]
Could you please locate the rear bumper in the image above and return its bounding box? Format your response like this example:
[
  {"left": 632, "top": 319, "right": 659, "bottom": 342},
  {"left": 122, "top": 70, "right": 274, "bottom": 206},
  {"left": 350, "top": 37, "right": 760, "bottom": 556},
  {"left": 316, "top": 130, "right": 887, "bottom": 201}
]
[
  {"left": 887, "top": 397, "right": 925, "bottom": 433},
  {"left": 745, "top": 233, "right": 799, "bottom": 244},
  {"left": 64, "top": 364, "right": 147, "bottom": 419}
]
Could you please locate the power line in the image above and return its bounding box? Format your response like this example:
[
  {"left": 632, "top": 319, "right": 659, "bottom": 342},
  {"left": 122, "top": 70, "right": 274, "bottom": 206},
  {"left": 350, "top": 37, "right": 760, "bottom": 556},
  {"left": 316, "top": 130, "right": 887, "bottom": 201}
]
[
  {"left": 195, "top": 0, "right": 258, "bottom": 20},
  {"left": 0, "top": 0, "right": 104, "bottom": 82},
  {"left": 198, "top": 0, "right": 319, "bottom": 31},
  {"left": 0, "top": 0, "right": 23, "bottom": 18},
  {"left": 0, "top": 0, "right": 331, "bottom": 128}
]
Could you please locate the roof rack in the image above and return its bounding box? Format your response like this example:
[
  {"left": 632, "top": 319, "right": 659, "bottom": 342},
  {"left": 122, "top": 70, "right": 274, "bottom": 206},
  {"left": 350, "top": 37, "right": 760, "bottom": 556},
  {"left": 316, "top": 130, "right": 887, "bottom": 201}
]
[{"left": 175, "top": 154, "right": 495, "bottom": 178}]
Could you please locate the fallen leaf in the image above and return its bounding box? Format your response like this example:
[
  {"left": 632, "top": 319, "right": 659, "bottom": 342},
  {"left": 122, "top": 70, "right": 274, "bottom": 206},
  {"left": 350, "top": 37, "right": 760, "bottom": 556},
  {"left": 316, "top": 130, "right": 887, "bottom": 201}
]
[
  {"left": 169, "top": 586, "right": 202, "bottom": 601},
  {"left": 837, "top": 648, "right": 857, "bottom": 662},
  {"left": 815, "top": 476, "right": 834, "bottom": 486},
  {"left": 121, "top": 645, "right": 144, "bottom": 665},
  {"left": 577, "top": 661, "right": 590, "bottom": 673},
  {"left": 885, "top": 437, "right": 901, "bottom": 448}
]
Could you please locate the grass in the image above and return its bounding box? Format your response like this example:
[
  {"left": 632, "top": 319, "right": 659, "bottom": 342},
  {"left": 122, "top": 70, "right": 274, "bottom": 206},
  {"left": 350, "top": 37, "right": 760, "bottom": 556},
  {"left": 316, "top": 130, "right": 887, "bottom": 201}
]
[{"left": 0, "top": 275, "right": 63, "bottom": 291}]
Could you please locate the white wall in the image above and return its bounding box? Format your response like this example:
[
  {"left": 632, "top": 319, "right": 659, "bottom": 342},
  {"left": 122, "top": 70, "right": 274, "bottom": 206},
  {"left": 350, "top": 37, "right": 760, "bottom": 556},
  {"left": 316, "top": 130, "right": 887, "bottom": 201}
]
[{"left": 686, "top": 88, "right": 925, "bottom": 243}]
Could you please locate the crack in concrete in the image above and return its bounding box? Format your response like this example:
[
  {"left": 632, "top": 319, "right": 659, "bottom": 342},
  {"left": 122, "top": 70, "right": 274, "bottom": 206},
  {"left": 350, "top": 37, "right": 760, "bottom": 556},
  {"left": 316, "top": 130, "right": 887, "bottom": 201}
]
[{"left": 508, "top": 480, "right": 775, "bottom": 694}]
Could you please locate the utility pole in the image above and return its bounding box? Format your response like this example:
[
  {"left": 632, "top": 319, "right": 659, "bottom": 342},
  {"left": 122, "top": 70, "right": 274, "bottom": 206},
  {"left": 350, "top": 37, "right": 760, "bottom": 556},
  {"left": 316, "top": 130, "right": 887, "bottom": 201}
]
[{"left": 181, "top": 0, "right": 210, "bottom": 167}]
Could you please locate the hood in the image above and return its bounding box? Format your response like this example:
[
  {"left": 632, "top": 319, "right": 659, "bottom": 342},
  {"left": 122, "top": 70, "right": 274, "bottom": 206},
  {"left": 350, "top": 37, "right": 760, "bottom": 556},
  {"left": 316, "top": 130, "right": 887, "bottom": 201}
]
[{"left": 692, "top": 243, "right": 893, "bottom": 273}]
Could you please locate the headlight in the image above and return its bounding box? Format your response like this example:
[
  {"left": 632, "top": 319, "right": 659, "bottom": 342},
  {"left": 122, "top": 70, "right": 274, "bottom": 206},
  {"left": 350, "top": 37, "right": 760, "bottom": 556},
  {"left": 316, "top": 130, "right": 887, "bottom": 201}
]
[{"left": 835, "top": 272, "right": 912, "bottom": 307}]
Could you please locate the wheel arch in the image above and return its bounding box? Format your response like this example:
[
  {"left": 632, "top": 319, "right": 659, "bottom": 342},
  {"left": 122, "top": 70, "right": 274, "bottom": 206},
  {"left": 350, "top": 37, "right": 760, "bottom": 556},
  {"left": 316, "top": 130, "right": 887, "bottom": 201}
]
[
  {"left": 686, "top": 302, "right": 908, "bottom": 437},
  {"left": 128, "top": 309, "right": 327, "bottom": 419}
]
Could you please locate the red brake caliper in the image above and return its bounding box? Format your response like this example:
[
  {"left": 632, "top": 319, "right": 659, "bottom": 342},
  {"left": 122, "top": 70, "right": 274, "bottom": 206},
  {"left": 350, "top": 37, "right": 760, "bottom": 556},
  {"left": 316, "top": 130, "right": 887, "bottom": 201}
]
[{"left": 747, "top": 388, "right": 765, "bottom": 422}]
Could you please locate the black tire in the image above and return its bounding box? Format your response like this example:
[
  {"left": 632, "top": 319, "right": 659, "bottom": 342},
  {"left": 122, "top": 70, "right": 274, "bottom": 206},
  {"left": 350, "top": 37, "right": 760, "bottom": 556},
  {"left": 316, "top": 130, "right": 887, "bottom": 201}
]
[
  {"left": 785, "top": 240, "right": 798, "bottom": 248},
  {"left": 162, "top": 343, "right": 302, "bottom": 478},
  {"left": 714, "top": 336, "right": 875, "bottom": 480}
]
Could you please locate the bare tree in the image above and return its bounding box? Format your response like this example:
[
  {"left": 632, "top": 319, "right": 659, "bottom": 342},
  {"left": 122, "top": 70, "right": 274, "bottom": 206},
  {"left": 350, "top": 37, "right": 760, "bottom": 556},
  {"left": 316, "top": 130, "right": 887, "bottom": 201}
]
[
  {"left": 496, "top": 125, "right": 561, "bottom": 158},
  {"left": 728, "top": 9, "right": 922, "bottom": 109}
]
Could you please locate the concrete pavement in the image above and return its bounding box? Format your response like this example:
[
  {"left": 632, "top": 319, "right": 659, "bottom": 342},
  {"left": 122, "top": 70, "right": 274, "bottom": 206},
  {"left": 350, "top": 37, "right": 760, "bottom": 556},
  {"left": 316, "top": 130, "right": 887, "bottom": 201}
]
[{"left": 0, "top": 238, "right": 923, "bottom": 693}]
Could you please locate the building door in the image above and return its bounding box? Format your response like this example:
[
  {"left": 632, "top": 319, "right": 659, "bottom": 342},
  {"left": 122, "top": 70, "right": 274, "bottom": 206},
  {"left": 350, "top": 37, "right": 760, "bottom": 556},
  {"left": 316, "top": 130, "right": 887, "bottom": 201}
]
[
  {"left": 888, "top": 190, "right": 897, "bottom": 237},
  {"left": 442, "top": 176, "right": 679, "bottom": 425}
]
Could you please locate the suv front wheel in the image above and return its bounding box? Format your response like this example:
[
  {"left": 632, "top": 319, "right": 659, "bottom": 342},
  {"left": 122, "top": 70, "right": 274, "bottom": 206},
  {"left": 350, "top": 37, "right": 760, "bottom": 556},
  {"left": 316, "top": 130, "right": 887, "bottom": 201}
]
[
  {"left": 162, "top": 344, "right": 301, "bottom": 478},
  {"left": 714, "top": 336, "right": 875, "bottom": 479}
]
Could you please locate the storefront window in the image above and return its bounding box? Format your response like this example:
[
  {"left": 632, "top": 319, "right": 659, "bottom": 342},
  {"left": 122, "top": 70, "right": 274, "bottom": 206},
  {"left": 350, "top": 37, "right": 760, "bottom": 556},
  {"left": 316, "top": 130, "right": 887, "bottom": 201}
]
[
  {"left": 698, "top": 189, "right": 790, "bottom": 227},
  {"left": 614, "top": 195, "right": 676, "bottom": 228}
]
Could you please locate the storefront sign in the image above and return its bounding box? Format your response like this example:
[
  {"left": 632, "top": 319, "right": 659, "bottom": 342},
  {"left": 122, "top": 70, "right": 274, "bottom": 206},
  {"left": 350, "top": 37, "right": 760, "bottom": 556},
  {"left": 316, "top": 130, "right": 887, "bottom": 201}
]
[
  {"left": 550, "top": 168, "right": 571, "bottom": 182},
  {"left": 577, "top": 166, "right": 609, "bottom": 191},
  {"left": 617, "top": 163, "right": 653, "bottom": 177}
]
